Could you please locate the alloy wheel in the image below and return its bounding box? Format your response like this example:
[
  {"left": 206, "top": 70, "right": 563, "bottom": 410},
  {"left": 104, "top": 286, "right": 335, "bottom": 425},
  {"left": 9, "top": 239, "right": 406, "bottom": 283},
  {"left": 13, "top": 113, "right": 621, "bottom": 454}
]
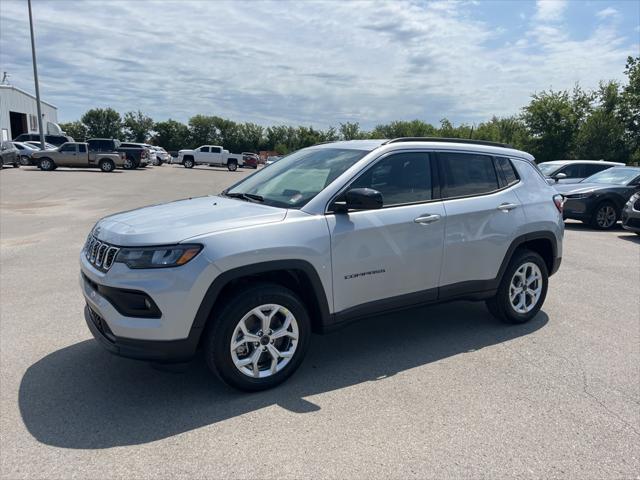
[
  {"left": 230, "top": 304, "right": 299, "bottom": 378},
  {"left": 596, "top": 205, "right": 616, "bottom": 228},
  {"left": 509, "top": 262, "right": 543, "bottom": 314}
]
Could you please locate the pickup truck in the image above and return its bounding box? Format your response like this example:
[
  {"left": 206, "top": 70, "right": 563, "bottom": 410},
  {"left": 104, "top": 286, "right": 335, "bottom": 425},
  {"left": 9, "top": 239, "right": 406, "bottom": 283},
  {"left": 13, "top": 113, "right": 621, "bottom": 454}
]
[
  {"left": 87, "top": 138, "right": 150, "bottom": 169},
  {"left": 177, "top": 145, "right": 244, "bottom": 171},
  {"left": 31, "top": 142, "right": 124, "bottom": 172}
]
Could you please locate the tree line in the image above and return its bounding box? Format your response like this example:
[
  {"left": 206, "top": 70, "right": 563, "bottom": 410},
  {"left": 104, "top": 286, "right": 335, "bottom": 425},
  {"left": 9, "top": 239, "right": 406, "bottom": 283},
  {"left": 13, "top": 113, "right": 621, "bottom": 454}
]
[{"left": 60, "top": 56, "right": 639, "bottom": 163}]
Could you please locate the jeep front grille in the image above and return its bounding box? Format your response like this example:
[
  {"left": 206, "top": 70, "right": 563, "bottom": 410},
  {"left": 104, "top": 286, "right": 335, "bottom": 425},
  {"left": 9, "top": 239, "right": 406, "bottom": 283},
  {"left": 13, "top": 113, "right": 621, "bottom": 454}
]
[{"left": 85, "top": 236, "right": 119, "bottom": 272}]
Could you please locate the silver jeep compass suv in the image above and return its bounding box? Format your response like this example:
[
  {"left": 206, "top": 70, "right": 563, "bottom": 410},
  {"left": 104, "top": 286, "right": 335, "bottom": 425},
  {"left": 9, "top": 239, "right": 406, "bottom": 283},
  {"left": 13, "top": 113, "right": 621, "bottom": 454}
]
[{"left": 81, "top": 138, "right": 564, "bottom": 391}]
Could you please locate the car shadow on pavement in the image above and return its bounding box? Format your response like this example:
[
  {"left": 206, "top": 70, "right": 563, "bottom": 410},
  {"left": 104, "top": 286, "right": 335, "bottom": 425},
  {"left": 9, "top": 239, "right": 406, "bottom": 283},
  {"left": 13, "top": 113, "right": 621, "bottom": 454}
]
[
  {"left": 19, "top": 301, "right": 548, "bottom": 449},
  {"left": 617, "top": 233, "right": 640, "bottom": 244},
  {"left": 563, "top": 221, "right": 622, "bottom": 232}
]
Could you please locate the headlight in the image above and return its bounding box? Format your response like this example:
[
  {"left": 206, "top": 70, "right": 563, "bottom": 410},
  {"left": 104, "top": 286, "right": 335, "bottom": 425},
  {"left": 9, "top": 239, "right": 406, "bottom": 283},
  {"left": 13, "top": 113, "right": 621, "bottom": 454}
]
[
  {"left": 115, "top": 244, "right": 202, "bottom": 268},
  {"left": 565, "top": 191, "right": 594, "bottom": 199}
]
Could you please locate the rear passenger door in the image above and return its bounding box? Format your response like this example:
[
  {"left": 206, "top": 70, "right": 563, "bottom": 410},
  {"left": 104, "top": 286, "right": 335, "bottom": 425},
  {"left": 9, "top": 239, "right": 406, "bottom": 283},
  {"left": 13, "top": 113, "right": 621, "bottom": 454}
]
[{"left": 437, "top": 152, "right": 526, "bottom": 291}]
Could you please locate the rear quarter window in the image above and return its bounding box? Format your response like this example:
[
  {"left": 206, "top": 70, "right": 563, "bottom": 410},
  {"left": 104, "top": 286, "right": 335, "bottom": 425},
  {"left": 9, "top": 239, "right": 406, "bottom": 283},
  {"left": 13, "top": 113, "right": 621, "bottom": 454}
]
[{"left": 439, "top": 152, "right": 500, "bottom": 198}]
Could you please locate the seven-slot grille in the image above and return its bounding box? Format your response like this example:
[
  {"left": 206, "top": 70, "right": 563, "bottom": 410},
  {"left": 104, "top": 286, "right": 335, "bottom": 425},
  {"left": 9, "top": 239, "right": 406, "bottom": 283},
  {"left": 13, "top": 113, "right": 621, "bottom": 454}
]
[{"left": 85, "top": 236, "right": 119, "bottom": 271}]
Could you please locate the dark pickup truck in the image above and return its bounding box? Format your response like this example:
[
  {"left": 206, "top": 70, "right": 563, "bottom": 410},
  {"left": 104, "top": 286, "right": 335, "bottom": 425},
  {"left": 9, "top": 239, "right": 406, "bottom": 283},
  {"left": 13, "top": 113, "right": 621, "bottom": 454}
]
[{"left": 87, "top": 138, "right": 150, "bottom": 169}]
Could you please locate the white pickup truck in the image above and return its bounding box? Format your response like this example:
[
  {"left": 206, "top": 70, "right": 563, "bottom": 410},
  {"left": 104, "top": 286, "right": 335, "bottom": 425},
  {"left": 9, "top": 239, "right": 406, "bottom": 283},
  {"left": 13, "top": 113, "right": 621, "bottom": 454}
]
[{"left": 176, "top": 145, "right": 244, "bottom": 171}]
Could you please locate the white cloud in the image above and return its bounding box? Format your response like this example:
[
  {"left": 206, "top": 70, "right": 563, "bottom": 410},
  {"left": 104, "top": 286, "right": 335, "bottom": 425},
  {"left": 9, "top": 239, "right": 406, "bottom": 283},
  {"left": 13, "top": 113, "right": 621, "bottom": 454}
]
[
  {"left": 0, "top": 0, "right": 636, "bottom": 128},
  {"left": 534, "top": 0, "right": 568, "bottom": 22},
  {"left": 596, "top": 7, "right": 619, "bottom": 19}
]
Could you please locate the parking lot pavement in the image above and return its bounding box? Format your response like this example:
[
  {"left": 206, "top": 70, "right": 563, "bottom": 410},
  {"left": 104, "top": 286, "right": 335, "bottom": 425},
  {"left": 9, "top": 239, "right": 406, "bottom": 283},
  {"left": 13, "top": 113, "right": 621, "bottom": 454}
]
[{"left": 1, "top": 165, "right": 639, "bottom": 479}]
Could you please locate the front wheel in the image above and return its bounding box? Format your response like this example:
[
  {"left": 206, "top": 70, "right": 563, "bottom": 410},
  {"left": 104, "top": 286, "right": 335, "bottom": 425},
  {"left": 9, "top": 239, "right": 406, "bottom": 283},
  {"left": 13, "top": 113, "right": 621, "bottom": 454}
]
[
  {"left": 590, "top": 201, "right": 618, "bottom": 230},
  {"left": 486, "top": 249, "right": 548, "bottom": 324},
  {"left": 227, "top": 160, "right": 238, "bottom": 171},
  {"left": 122, "top": 157, "right": 134, "bottom": 170},
  {"left": 183, "top": 158, "right": 194, "bottom": 168},
  {"left": 13, "top": 162, "right": 19, "bottom": 168},
  {"left": 38, "top": 158, "right": 55, "bottom": 171},
  {"left": 204, "top": 283, "right": 311, "bottom": 391}
]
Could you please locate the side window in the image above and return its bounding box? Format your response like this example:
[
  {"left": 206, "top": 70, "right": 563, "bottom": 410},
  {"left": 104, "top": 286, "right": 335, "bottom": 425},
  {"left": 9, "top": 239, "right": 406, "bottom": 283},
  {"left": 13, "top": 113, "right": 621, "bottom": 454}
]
[
  {"left": 78, "top": 144, "right": 87, "bottom": 153},
  {"left": 557, "top": 163, "right": 583, "bottom": 178},
  {"left": 582, "top": 164, "right": 607, "bottom": 177},
  {"left": 439, "top": 152, "right": 499, "bottom": 198},
  {"left": 200, "top": 147, "right": 210, "bottom": 153},
  {"left": 350, "top": 152, "right": 432, "bottom": 206},
  {"left": 211, "top": 147, "right": 222, "bottom": 154},
  {"left": 59, "top": 144, "right": 76, "bottom": 152},
  {"left": 495, "top": 157, "right": 519, "bottom": 186}
]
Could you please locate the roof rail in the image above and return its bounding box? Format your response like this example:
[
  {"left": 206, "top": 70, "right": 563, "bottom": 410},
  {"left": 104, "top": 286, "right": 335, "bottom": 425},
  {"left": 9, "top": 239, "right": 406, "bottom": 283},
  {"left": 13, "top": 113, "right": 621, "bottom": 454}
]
[{"left": 382, "top": 137, "right": 513, "bottom": 148}]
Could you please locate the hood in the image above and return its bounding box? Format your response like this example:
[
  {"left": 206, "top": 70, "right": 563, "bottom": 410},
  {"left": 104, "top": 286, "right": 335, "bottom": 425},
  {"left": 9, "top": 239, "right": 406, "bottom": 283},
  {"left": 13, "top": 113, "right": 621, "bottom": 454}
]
[
  {"left": 94, "top": 195, "right": 287, "bottom": 246},
  {"left": 554, "top": 182, "right": 623, "bottom": 195}
]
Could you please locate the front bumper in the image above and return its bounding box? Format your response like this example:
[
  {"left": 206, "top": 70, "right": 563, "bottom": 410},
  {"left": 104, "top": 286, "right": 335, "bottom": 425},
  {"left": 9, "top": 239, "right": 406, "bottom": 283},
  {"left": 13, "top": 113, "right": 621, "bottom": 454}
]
[
  {"left": 621, "top": 203, "right": 640, "bottom": 233},
  {"left": 85, "top": 305, "right": 199, "bottom": 362}
]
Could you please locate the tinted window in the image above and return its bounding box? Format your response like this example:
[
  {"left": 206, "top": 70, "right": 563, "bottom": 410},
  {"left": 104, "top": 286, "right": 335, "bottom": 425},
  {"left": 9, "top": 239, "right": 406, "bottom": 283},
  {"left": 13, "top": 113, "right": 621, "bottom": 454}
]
[
  {"left": 582, "top": 164, "right": 609, "bottom": 177},
  {"left": 59, "top": 144, "right": 76, "bottom": 152},
  {"left": 557, "top": 163, "right": 583, "bottom": 178},
  {"left": 495, "top": 157, "right": 519, "bottom": 186},
  {"left": 200, "top": 147, "right": 210, "bottom": 153},
  {"left": 351, "top": 152, "right": 432, "bottom": 206},
  {"left": 211, "top": 147, "right": 222, "bottom": 153},
  {"left": 78, "top": 144, "right": 87, "bottom": 153},
  {"left": 440, "top": 153, "right": 499, "bottom": 197}
]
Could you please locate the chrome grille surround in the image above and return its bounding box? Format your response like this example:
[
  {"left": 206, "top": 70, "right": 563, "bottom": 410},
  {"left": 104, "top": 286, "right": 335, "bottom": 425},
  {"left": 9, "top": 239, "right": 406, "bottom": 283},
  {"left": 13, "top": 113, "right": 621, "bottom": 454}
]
[{"left": 84, "top": 236, "right": 120, "bottom": 272}]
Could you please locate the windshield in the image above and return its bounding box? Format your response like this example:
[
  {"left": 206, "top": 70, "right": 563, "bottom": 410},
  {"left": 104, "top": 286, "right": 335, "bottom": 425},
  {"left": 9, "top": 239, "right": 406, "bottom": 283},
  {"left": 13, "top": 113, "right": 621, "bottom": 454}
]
[
  {"left": 538, "top": 163, "right": 561, "bottom": 175},
  {"left": 226, "top": 147, "right": 368, "bottom": 208},
  {"left": 582, "top": 167, "right": 640, "bottom": 185}
]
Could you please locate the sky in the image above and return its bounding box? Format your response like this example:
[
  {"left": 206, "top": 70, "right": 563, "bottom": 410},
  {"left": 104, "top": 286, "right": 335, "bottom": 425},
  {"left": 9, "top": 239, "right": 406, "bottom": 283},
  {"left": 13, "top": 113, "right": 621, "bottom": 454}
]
[{"left": 1, "top": 0, "right": 638, "bottom": 128}]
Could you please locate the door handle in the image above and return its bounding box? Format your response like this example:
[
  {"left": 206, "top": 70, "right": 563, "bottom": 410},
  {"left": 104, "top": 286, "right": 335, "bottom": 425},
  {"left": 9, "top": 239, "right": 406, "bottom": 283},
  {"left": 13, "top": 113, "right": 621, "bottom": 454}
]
[
  {"left": 414, "top": 214, "right": 441, "bottom": 224},
  {"left": 497, "top": 203, "right": 518, "bottom": 212}
]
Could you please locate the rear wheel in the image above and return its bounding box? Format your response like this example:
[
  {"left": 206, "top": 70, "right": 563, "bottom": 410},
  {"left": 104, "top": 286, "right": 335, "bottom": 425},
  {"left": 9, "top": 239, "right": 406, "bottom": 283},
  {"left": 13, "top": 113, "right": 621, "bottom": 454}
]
[
  {"left": 590, "top": 201, "right": 618, "bottom": 230},
  {"left": 123, "top": 157, "right": 134, "bottom": 170},
  {"left": 20, "top": 155, "right": 30, "bottom": 166},
  {"left": 183, "top": 158, "right": 194, "bottom": 168},
  {"left": 39, "top": 158, "right": 55, "bottom": 171},
  {"left": 99, "top": 159, "right": 115, "bottom": 172},
  {"left": 204, "top": 283, "right": 311, "bottom": 391},
  {"left": 12, "top": 161, "right": 19, "bottom": 168},
  {"left": 486, "top": 249, "right": 548, "bottom": 324},
  {"left": 227, "top": 160, "right": 238, "bottom": 171}
]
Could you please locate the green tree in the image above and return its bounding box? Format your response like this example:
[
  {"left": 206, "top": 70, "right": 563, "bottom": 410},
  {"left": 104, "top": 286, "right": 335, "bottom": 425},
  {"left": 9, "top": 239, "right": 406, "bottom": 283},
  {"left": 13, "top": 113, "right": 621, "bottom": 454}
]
[
  {"left": 123, "top": 110, "right": 154, "bottom": 143},
  {"left": 151, "top": 119, "right": 190, "bottom": 151},
  {"left": 188, "top": 115, "right": 220, "bottom": 146},
  {"left": 575, "top": 82, "right": 627, "bottom": 162},
  {"left": 521, "top": 88, "right": 591, "bottom": 162},
  {"left": 80, "top": 107, "right": 123, "bottom": 139},
  {"left": 58, "top": 121, "right": 88, "bottom": 142},
  {"left": 621, "top": 56, "right": 640, "bottom": 162},
  {"left": 339, "top": 122, "right": 364, "bottom": 140}
]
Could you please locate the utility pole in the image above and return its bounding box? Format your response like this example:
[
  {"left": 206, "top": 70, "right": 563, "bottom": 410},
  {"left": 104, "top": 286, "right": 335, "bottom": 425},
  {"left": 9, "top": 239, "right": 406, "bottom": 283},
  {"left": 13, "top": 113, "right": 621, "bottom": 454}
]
[{"left": 28, "top": 0, "right": 46, "bottom": 149}]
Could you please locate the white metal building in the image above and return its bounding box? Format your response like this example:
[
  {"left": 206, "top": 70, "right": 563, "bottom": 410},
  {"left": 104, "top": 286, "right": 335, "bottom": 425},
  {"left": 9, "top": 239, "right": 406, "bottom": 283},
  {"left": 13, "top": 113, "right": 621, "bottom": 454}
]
[{"left": 0, "top": 84, "right": 59, "bottom": 141}]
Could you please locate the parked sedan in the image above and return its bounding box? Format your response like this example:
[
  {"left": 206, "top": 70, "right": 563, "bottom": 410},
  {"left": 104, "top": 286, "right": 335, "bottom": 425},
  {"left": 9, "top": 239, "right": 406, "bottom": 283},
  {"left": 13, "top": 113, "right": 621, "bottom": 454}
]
[
  {"left": 12, "top": 141, "right": 40, "bottom": 165},
  {"left": 24, "top": 141, "right": 57, "bottom": 150},
  {"left": 555, "top": 167, "right": 640, "bottom": 229},
  {"left": 1, "top": 141, "right": 19, "bottom": 168},
  {"left": 621, "top": 192, "right": 640, "bottom": 235},
  {"left": 538, "top": 159, "right": 624, "bottom": 184}
]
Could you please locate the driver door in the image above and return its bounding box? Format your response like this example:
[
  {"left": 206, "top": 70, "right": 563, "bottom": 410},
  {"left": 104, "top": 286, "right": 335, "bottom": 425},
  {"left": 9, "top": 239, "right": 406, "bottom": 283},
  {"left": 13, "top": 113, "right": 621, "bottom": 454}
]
[
  {"left": 57, "top": 143, "right": 79, "bottom": 166},
  {"left": 326, "top": 151, "right": 445, "bottom": 315}
]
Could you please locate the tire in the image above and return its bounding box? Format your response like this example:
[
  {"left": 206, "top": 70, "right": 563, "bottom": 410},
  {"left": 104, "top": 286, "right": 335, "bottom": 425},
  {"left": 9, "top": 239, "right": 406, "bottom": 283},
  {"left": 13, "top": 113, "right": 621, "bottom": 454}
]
[
  {"left": 590, "top": 201, "right": 618, "bottom": 230},
  {"left": 183, "top": 158, "right": 194, "bottom": 169},
  {"left": 203, "top": 283, "right": 312, "bottom": 391},
  {"left": 486, "top": 249, "right": 548, "bottom": 324},
  {"left": 123, "top": 157, "right": 135, "bottom": 170},
  {"left": 99, "top": 159, "right": 115, "bottom": 172},
  {"left": 13, "top": 162, "right": 19, "bottom": 168},
  {"left": 38, "top": 158, "right": 55, "bottom": 171},
  {"left": 20, "top": 155, "right": 30, "bottom": 166},
  {"left": 227, "top": 160, "right": 238, "bottom": 172}
]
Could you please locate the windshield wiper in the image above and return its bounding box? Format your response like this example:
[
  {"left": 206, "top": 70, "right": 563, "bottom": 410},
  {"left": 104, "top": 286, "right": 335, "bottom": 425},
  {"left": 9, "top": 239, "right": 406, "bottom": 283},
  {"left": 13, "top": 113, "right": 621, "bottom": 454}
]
[{"left": 224, "top": 192, "right": 264, "bottom": 203}]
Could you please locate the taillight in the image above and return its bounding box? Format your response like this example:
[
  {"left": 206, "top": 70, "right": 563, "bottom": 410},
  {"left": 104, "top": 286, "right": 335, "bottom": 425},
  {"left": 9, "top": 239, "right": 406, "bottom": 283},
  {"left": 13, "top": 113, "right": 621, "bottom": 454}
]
[{"left": 553, "top": 194, "right": 564, "bottom": 214}]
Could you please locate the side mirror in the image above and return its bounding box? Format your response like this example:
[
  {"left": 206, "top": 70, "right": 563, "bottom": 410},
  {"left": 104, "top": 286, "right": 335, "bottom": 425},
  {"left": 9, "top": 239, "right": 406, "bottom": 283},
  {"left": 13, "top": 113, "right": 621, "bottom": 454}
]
[
  {"left": 553, "top": 172, "right": 567, "bottom": 183},
  {"left": 332, "top": 188, "right": 383, "bottom": 212}
]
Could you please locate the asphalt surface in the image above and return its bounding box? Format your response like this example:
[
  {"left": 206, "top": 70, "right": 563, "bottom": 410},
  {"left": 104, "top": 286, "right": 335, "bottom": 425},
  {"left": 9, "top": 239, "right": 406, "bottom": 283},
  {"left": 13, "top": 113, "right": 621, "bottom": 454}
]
[{"left": 1, "top": 164, "right": 639, "bottom": 479}]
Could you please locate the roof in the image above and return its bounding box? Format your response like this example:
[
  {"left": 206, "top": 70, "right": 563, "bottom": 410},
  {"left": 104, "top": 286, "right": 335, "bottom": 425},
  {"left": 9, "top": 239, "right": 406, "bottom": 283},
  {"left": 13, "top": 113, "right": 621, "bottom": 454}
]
[
  {"left": 0, "top": 84, "right": 57, "bottom": 109},
  {"left": 312, "top": 139, "right": 534, "bottom": 161},
  {"left": 539, "top": 159, "right": 625, "bottom": 166}
]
